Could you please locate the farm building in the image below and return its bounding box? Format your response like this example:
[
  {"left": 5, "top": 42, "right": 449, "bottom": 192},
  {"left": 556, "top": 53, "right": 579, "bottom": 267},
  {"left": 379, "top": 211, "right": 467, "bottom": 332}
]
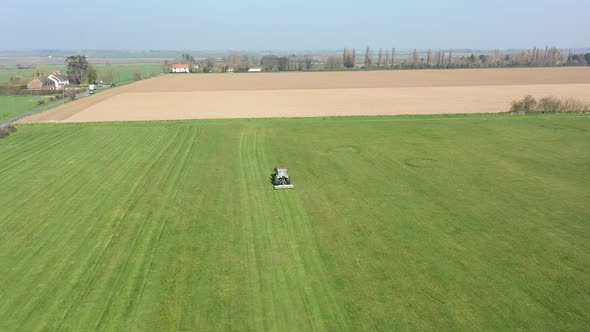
[
  {"left": 27, "top": 73, "right": 69, "bottom": 90},
  {"left": 27, "top": 76, "right": 54, "bottom": 90},
  {"left": 48, "top": 72, "right": 70, "bottom": 90},
  {"left": 248, "top": 67, "right": 262, "bottom": 72},
  {"left": 172, "top": 64, "right": 190, "bottom": 73}
]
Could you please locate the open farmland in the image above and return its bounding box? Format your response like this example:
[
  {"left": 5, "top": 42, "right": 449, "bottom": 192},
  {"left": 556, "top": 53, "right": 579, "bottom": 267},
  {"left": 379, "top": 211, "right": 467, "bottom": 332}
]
[
  {"left": 22, "top": 67, "right": 590, "bottom": 123},
  {"left": 1, "top": 115, "right": 590, "bottom": 330},
  {"left": 0, "top": 95, "right": 50, "bottom": 122},
  {"left": 0, "top": 62, "right": 163, "bottom": 85}
]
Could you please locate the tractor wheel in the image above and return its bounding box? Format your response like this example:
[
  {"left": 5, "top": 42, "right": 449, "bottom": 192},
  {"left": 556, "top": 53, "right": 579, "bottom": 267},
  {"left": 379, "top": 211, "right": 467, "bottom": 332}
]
[
  {"left": 286, "top": 178, "right": 291, "bottom": 185},
  {"left": 272, "top": 176, "right": 280, "bottom": 185}
]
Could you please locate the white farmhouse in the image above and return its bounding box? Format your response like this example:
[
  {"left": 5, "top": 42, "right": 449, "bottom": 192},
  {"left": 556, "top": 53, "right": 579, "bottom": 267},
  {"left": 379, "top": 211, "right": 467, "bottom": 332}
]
[
  {"left": 47, "top": 72, "right": 69, "bottom": 90},
  {"left": 248, "top": 67, "right": 262, "bottom": 72},
  {"left": 172, "top": 64, "right": 190, "bottom": 73}
]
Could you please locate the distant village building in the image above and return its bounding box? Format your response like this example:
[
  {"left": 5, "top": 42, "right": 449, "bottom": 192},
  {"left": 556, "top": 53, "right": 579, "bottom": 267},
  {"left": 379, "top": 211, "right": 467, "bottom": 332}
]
[
  {"left": 48, "top": 72, "right": 69, "bottom": 90},
  {"left": 248, "top": 67, "right": 262, "bottom": 72},
  {"left": 172, "top": 64, "right": 190, "bottom": 73}
]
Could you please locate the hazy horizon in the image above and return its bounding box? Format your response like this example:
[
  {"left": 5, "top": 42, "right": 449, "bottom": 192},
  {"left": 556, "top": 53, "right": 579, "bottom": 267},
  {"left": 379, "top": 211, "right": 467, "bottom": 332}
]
[{"left": 4, "top": 0, "right": 589, "bottom": 50}]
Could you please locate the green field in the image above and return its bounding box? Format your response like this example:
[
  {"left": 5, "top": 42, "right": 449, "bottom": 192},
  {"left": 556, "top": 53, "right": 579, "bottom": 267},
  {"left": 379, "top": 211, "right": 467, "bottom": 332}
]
[
  {"left": 94, "top": 62, "right": 164, "bottom": 83},
  {"left": 0, "top": 95, "right": 50, "bottom": 121},
  {"left": 0, "top": 115, "right": 589, "bottom": 330},
  {"left": 0, "top": 62, "right": 163, "bottom": 85}
]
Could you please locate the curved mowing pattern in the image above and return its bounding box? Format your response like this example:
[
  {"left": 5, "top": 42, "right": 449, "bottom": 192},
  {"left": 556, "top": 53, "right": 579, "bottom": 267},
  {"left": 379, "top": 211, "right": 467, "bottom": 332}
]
[{"left": 0, "top": 115, "right": 589, "bottom": 330}]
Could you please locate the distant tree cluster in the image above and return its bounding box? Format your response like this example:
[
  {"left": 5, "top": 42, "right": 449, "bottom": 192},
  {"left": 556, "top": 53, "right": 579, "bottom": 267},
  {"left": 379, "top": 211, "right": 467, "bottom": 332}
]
[
  {"left": 342, "top": 48, "right": 356, "bottom": 68},
  {"left": 65, "top": 55, "right": 90, "bottom": 84},
  {"left": 349, "top": 46, "right": 587, "bottom": 70},
  {"left": 260, "top": 55, "right": 291, "bottom": 71},
  {"left": 155, "top": 47, "right": 590, "bottom": 76}
]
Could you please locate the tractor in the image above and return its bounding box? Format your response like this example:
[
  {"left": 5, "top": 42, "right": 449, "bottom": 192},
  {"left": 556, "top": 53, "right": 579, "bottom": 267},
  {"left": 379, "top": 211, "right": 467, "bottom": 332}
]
[{"left": 272, "top": 167, "right": 294, "bottom": 190}]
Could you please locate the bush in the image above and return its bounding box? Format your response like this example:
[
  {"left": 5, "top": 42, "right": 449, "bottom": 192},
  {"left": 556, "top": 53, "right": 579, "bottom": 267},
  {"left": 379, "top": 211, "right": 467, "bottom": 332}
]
[
  {"left": 65, "top": 89, "right": 76, "bottom": 101},
  {"left": 0, "top": 125, "right": 17, "bottom": 139},
  {"left": 510, "top": 95, "right": 590, "bottom": 114},
  {"left": 132, "top": 71, "right": 143, "bottom": 81},
  {"left": 37, "top": 99, "right": 45, "bottom": 105},
  {"left": 510, "top": 95, "right": 537, "bottom": 114},
  {"left": 537, "top": 97, "right": 562, "bottom": 113}
]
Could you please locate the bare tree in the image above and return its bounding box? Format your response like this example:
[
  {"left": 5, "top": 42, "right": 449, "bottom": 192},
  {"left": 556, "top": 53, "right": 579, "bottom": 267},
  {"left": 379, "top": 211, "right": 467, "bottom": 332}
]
[
  {"left": 326, "top": 55, "right": 342, "bottom": 70},
  {"left": 277, "top": 56, "right": 289, "bottom": 71},
  {"left": 364, "top": 46, "right": 373, "bottom": 68},
  {"left": 343, "top": 48, "right": 354, "bottom": 68},
  {"left": 391, "top": 48, "right": 396, "bottom": 68},
  {"left": 229, "top": 51, "right": 242, "bottom": 69},
  {"left": 160, "top": 60, "right": 171, "bottom": 73},
  {"left": 377, "top": 48, "right": 383, "bottom": 67},
  {"left": 304, "top": 54, "right": 313, "bottom": 71},
  {"left": 448, "top": 49, "right": 453, "bottom": 66}
]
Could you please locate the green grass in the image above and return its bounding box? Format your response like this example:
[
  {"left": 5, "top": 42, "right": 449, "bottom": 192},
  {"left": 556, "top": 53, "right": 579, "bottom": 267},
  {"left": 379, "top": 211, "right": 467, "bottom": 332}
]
[
  {"left": 0, "top": 65, "right": 64, "bottom": 84},
  {"left": 0, "top": 114, "right": 589, "bottom": 330},
  {"left": 0, "top": 95, "right": 50, "bottom": 121},
  {"left": 0, "top": 62, "right": 163, "bottom": 85},
  {"left": 94, "top": 62, "right": 164, "bottom": 84}
]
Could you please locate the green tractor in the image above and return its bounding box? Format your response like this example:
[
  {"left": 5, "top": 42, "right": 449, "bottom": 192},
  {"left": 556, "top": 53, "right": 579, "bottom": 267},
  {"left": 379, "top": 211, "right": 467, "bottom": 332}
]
[{"left": 272, "top": 167, "right": 294, "bottom": 190}]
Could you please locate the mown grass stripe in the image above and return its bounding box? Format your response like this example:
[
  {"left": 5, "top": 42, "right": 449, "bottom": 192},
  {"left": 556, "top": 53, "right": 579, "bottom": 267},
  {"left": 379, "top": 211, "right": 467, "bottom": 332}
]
[{"left": 0, "top": 115, "right": 588, "bottom": 330}]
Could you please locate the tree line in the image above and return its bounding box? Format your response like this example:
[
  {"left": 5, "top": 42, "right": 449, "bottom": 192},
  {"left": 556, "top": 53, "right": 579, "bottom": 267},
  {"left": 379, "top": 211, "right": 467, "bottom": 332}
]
[{"left": 164, "top": 47, "right": 590, "bottom": 73}]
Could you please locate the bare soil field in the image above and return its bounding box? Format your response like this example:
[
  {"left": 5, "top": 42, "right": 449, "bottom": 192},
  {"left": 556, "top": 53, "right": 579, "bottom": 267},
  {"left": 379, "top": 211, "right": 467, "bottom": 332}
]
[{"left": 23, "top": 67, "right": 590, "bottom": 122}]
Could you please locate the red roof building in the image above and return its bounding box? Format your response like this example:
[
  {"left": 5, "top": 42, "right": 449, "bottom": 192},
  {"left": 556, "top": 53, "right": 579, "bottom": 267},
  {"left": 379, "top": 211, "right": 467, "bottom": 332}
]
[{"left": 172, "top": 64, "right": 190, "bottom": 73}]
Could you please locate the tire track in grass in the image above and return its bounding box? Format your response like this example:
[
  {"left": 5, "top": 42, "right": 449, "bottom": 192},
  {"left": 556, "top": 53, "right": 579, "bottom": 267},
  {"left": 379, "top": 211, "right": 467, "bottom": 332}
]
[
  {"left": 0, "top": 128, "right": 95, "bottom": 227},
  {"left": 0, "top": 126, "right": 85, "bottom": 174},
  {"left": 50, "top": 127, "right": 174, "bottom": 330},
  {"left": 40, "top": 129, "right": 166, "bottom": 330},
  {"left": 246, "top": 129, "right": 309, "bottom": 331},
  {"left": 239, "top": 125, "right": 350, "bottom": 331},
  {"left": 128, "top": 126, "right": 200, "bottom": 330},
  {"left": 2, "top": 127, "right": 131, "bottom": 308},
  {"left": 0, "top": 127, "right": 133, "bottom": 237},
  {"left": 95, "top": 126, "right": 201, "bottom": 331},
  {"left": 52, "top": 128, "right": 186, "bottom": 330},
  {"left": 0, "top": 126, "right": 148, "bottom": 269},
  {"left": 258, "top": 130, "right": 351, "bottom": 332},
  {"left": 0, "top": 128, "right": 140, "bottom": 286},
  {"left": 237, "top": 129, "right": 267, "bottom": 331},
  {"left": 4, "top": 127, "right": 164, "bottom": 331},
  {"left": 239, "top": 127, "right": 305, "bottom": 330}
]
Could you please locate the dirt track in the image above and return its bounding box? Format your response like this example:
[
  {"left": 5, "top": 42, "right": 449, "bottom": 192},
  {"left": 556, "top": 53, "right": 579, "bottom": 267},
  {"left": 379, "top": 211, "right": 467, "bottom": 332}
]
[{"left": 23, "top": 67, "right": 590, "bottom": 122}]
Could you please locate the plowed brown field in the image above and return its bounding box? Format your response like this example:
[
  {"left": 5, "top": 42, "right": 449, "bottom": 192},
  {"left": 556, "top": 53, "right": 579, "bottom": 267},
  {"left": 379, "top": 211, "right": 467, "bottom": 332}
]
[{"left": 23, "top": 67, "right": 590, "bottom": 123}]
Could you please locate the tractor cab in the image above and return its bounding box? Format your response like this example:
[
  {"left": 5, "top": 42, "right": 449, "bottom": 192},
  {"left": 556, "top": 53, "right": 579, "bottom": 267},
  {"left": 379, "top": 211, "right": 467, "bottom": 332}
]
[{"left": 272, "top": 167, "right": 294, "bottom": 190}]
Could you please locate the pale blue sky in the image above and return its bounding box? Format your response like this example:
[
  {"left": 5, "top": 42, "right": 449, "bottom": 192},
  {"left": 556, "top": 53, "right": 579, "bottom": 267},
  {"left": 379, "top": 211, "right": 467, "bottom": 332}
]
[{"left": 5, "top": 0, "right": 589, "bottom": 50}]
